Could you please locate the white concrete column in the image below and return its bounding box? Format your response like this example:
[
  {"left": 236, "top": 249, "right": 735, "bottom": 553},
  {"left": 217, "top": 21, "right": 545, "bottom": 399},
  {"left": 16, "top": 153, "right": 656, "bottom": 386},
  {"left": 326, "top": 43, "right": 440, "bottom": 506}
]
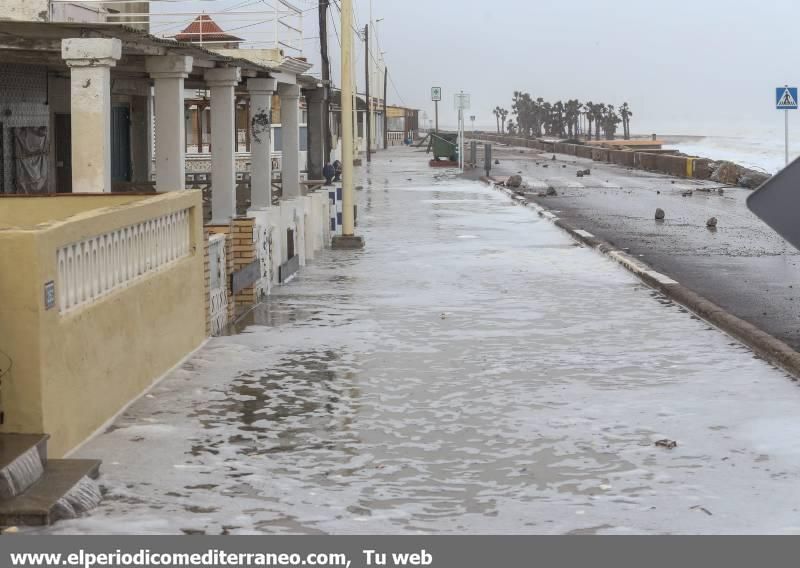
[
  {"left": 246, "top": 77, "right": 277, "bottom": 209},
  {"left": 146, "top": 55, "right": 193, "bottom": 192},
  {"left": 61, "top": 38, "right": 121, "bottom": 193},
  {"left": 278, "top": 83, "right": 301, "bottom": 200},
  {"left": 204, "top": 67, "right": 241, "bottom": 223}
]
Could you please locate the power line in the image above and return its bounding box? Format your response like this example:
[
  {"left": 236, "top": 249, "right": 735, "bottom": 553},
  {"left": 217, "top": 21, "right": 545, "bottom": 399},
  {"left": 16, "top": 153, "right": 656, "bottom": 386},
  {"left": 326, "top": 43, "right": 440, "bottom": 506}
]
[{"left": 329, "top": 0, "right": 407, "bottom": 107}]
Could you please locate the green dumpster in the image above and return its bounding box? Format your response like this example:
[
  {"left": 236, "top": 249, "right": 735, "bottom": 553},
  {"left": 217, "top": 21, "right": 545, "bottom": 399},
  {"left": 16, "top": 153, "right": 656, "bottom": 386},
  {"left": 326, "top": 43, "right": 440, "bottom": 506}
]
[{"left": 431, "top": 133, "right": 459, "bottom": 161}]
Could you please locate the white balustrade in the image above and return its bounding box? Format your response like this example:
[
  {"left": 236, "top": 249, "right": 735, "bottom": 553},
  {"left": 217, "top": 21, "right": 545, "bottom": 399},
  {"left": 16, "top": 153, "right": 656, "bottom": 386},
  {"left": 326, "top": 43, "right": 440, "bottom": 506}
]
[
  {"left": 208, "top": 233, "right": 228, "bottom": 336},
  {"left": 56, "top": 209, "right": 191, "bottom": 313}
]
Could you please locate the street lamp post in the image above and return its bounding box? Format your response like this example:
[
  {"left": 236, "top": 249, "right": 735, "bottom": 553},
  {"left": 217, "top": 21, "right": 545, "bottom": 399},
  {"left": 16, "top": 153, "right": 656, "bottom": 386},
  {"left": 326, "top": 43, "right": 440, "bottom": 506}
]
[{"left": 332, "top": 0, "right": 365, "bottom": 249}]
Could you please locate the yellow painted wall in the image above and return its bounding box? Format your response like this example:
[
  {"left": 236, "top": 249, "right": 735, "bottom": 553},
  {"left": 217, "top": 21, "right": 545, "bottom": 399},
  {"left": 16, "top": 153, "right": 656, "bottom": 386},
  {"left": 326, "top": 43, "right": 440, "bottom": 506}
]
[
  {"left": 0, "top": 191, "right": 206, "bottom": 456},
  {"left": 0, "top": 195, "right": 148, "bottom": 228}
]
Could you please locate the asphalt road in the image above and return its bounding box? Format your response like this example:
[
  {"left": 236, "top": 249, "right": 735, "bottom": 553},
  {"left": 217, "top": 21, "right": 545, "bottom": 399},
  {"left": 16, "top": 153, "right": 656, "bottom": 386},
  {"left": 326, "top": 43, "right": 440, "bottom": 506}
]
[{"left": 469, "top": 143, "right": 800, "bottom": 351}]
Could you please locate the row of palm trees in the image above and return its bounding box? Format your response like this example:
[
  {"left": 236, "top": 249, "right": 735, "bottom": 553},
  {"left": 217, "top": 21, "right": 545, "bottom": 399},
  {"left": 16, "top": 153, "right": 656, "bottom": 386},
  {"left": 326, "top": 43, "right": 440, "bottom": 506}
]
[{"left": 493, "top": 95, "right": 633, "bottom": 141}]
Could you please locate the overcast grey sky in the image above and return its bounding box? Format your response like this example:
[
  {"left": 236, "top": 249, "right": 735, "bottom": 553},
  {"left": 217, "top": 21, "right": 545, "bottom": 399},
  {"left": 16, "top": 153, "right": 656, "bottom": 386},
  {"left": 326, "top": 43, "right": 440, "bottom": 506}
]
[{"left": 156, "top": 0, "right": 799, "bottom": 136}]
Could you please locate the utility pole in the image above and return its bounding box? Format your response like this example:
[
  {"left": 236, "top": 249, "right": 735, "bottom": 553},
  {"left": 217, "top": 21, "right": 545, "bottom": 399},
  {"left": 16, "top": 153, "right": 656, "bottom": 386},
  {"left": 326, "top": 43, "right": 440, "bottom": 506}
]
[
  {"left": 332, "top": 0, "right": 364, "bottom": 249},
  {"left": 383, "top": 66, "right": 388, "bottom": 150},
  {"left": 435, "top": 100, "right": 439, "bottom": 133},
  {"left": 364, "top": 24, "right": 371, "bottom": 163},
  {"left": 318, "top": 0, "right": 331, "bottom": 164}
]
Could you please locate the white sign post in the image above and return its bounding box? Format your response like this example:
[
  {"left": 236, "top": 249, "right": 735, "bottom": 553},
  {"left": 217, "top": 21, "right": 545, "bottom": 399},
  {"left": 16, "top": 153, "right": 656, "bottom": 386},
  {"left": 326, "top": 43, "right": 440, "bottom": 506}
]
[
  {"left": 454, "top": 91, "right": 471, "bottom": 170},
  {"left": 431, "top": 87, "right": 442, "bottom": 133},
  {"left": 776, "top": 86, "right": 798, "bottom": 166}
]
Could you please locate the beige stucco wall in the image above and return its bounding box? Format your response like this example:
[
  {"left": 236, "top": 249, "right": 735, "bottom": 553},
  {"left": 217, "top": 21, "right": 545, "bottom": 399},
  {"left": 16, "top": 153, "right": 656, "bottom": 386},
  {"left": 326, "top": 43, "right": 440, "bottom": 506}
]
[
  {"left": 0, "top": 195, "right": 148, "bottom": 228},
  {"left": 0, "top": 191, "right": 206, "bottom": 456}
]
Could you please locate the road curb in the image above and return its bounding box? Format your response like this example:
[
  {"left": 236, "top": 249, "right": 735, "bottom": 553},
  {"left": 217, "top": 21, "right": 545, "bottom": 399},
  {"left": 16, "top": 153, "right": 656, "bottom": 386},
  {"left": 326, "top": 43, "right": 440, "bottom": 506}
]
[{"left": 485, "top": 179, "right": 800, "bottom": 381}]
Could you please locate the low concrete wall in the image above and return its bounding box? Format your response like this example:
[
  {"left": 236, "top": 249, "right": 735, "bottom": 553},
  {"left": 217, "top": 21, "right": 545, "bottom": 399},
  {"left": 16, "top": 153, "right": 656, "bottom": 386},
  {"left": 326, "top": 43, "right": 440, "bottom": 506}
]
[
  {"left": 0, "top": 194, "right": 149, "bottom": 228},
  {"left": 0, "top": 191, "right": 206, "bottom": 456},
  {"left": 610, "top": 150, "right": 636, "bottom": 167},
  {"left": 591, "top": 148, "right": 609, "bottom": 162},
  {"left": 637, "top": 153, "right": 659, "bottom": 171},
  {"left": 471, "top": 133, "right": 714, "bottom": 181},
  {"left": 655, "top": 154, "right": 690, "bottom": 177}
]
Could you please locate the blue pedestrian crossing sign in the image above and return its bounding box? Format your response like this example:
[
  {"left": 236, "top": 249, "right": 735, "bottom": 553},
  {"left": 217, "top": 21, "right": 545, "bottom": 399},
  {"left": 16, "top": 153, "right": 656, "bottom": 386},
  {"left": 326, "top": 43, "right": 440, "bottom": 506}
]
[{"left": 776, "top": 87, "right": 798, "bottom": 110}]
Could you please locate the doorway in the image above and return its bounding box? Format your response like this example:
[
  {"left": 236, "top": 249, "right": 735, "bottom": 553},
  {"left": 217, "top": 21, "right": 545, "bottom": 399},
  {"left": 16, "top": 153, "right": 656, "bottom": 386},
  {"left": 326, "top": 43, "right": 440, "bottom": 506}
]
[{"left": 54, "top": 114, "right": 71, "bottom": 193}]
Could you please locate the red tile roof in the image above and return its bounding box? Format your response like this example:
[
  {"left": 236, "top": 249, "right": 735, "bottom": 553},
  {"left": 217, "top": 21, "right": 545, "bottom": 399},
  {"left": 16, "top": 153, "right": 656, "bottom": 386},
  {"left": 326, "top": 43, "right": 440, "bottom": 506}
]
[{"left": 174, "top": 14, "right": 243, "bottom": 43}]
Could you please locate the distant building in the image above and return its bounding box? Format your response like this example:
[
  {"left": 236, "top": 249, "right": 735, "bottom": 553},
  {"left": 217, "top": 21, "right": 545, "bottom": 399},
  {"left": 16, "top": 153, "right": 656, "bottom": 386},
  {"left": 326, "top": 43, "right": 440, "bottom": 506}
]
[
  {"left": 3, "top": 0, "right": 149, "bottom": 31},
  {"left": 174, "top": 14, "right": 243, "bottom": 49}
]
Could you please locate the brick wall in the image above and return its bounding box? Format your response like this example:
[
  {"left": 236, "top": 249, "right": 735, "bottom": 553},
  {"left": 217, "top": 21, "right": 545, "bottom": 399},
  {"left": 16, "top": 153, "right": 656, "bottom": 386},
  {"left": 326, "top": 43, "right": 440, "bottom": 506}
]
[
  {"left": 231, "top": 217, "right": 257, "bottom": 311},
  {"left": 0, "top": 63, "right": 50, "bottom": 194}
]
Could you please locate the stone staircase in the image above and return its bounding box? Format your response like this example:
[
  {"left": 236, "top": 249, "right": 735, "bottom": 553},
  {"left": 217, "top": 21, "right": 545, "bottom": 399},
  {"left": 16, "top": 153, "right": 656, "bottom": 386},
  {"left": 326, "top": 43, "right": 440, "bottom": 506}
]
[{"left": 0, "top": 434, "right": 101, "bottom": 526}]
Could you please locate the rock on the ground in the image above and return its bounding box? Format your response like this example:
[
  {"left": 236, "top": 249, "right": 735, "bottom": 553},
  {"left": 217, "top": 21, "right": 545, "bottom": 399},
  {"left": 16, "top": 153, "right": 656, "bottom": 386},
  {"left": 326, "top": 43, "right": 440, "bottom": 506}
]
[
  {"left": 655, "top": 208, "right": 665, "bottom": 220},
  {"left": 739, "top": 171, "right": 771, "bottom": 189},
  {"left": 707, "top": 217, "right": 718, "bottom": 228},
  {"left": 546, "top": 186, "right": 557, "bottom": 196},
  {"left": 506, "top": 175, "right": 523, "bottom": 188},
  {"left": 710, "top": 161, "right": 741, "bottom": 185}
]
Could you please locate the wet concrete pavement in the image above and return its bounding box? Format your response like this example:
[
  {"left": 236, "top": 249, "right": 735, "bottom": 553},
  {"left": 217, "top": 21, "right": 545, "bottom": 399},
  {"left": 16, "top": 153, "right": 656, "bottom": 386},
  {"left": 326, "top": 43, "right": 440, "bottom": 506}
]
[
  {"left": 476, "top": 144, "right": 800, "bottom": 350},
  {"left": 39, "top": 146, "right": 800, "bottom": 534}
]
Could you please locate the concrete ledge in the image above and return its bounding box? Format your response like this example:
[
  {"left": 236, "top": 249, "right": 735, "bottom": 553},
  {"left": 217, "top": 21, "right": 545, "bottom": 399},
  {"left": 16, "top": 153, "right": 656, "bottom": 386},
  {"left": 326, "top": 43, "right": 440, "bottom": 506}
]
[
  {"left": 332, "top": 235, "right": 366, "bottom": 250},
  {"left": 486, "top": 179, "right": 800, "bottom": 381}
]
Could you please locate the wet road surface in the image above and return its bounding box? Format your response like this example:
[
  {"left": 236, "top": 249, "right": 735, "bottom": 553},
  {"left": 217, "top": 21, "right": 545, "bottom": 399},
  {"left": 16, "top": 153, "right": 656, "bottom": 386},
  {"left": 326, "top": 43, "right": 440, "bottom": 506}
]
[
  {"left": 41, "top": 146, "right": 800, "bottom": 534},
  {"left": 478, "top": 144, "right": 800, "bottom": 350}
]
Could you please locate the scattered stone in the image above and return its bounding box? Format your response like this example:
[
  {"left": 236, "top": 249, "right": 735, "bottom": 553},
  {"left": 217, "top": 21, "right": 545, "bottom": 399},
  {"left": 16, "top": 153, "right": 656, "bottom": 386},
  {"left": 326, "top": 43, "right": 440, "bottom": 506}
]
[
  {"left": 440, "top": 313, "right": 447, "bottom": 320},
  {"left": 681, "top": 190, "right": 693, "bottom": 197},
  {"left": 562, "top": 164, "right": 567, "bottom": 168},
  {"left": 506, "top": 175, "right": 523, "bottom": 188},
  {"left": 542, "top": 164, "right": 549, "bottom": 168},
  {"left": 546, "top": 186, "right": 558, "bottom": 196},
  {"left": 739, "top": 171, "right": 771, "bottom": 189},
  {"left": 655, "top": 208, "right": 665, "bottom": 220},
  {"left": 536, "top": 192, "right": 547, "bottom": 197},
  {"left": 711, "top": 161, "right": 741, "bottom": 185},
  {"left": 657, "top": 190, "right": 661, "bottom": 194},
  {"left": 577, "top": 171, "right": 584, "bottom": 178},
  {"left": 552, "top": 155, "right": 556, "bottom": 161},
  {"left": 655, "top": 439, "right": 677, "bottom": 449},
  {"left": 707, "top": 217, "right": 718, "bottom": 228},
  {"left": 356, "top": 185, "right": 365, "bottom": 189},
  {"left": 495, "top": 159, "right": 500, "bottom": 165}
]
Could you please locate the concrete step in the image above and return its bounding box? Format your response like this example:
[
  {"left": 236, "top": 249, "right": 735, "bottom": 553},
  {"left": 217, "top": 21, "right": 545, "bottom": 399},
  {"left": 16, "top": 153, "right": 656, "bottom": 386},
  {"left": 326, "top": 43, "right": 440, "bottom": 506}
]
[
  {"left": 0, "top": 434, "right": 48, "bottom": 471},
  {"left": 0, "top": 459, "right": 101, "bottom": 526},
  {"left": 0, "top": 434, "right": 49, "bottom": 499}
]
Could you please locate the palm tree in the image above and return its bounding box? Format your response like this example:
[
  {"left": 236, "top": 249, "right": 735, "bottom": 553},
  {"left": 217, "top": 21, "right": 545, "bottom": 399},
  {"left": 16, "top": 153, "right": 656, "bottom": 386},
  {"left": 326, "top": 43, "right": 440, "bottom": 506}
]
[
  {"left": 565, "top": 99, "right": 581, "bottom": 139},
  {"left": 584, "top": 101, "right": 594, "bottom": 140},
  {"left": 499, "top": 108, "right": 509, "bottom": 134},
  {"left": 594, "top": 103, "right": 606, "bottom": 140},
  {"left": 534, "top": 97, "right": 545, "bottom": 136},
  {"left": 493, "top": 106, "right": 502, "bottom": 134},
  {"left": 550, "top": 101, "right": 564, "bottom": 137},
  {"left": 619, "top": 102, "right": 633, "bottom": 140},
  {"left": 604, "top": 105, "right": 621, "bottom": 140}
]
